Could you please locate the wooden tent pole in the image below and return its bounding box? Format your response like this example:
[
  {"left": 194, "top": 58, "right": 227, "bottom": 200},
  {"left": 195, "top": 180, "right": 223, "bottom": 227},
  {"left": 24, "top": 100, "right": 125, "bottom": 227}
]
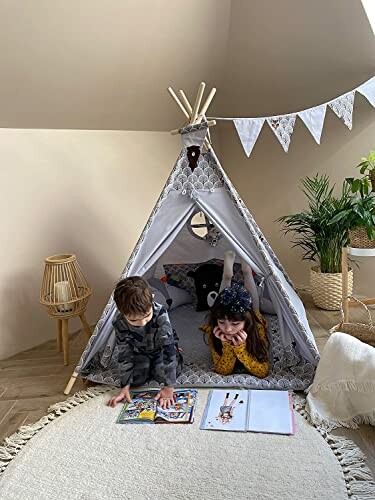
[
  {"left": 179, "top": 90, "right": 193, "bottom": 115},
  {"left": 171, "top": 120, "right": 216, "bottom": 135},
  {"left": 198, "top": 87, "right": 217, "bottom": 121},
  {"left": 167, "top": 87, "right": 190, "bottom": 120},
  {"left": 190, "top": 82, "right": 206, "bottom": 124},
  {"left": 178, "top": 89, "right": 212, "bottom": 150}
]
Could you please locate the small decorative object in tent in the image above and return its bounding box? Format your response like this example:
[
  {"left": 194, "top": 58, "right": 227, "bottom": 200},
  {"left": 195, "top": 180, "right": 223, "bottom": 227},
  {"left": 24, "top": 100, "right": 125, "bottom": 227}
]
[
  {"left": 40, "top": 254, "right": 92, "bottom": 365},
  {"left": 64, "top": 83, "right": 319, "bottom": 395}
]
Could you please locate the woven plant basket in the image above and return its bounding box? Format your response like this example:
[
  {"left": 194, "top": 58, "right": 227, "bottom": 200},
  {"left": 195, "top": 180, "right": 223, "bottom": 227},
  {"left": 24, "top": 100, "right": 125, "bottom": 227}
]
[
  {"left": 310, "top": 266, "right": 353, "bottom": 311},
  {"left": 349, "top": 227, "right": 375, "bottom": 249},
  {"left": 330, "top": 297, "right": 375, "bottom": 347}
]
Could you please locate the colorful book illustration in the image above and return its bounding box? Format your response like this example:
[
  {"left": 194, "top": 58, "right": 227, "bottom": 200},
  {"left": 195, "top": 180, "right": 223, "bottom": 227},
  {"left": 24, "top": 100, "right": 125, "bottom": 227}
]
[
  {"left": 200, "top": 389, "right": 295, "bottom": 435},
  {"left": 117, "top": 389, "right": 197, "bottom": 424}
]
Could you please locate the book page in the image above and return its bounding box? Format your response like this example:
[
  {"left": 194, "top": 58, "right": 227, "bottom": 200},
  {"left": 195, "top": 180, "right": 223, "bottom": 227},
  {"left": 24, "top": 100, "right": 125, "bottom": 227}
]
[
  {"left": 200, "top": 390, "right": 249, "bottom": 431},
  {"left": 247, "top": 390, "right": 293, "bottom": 435},
  {"left": 117, "top": 391, "right": 158, "bottom": 424},
  {"left": 155, "top": 390, "right": 192, "bottom": 423}
]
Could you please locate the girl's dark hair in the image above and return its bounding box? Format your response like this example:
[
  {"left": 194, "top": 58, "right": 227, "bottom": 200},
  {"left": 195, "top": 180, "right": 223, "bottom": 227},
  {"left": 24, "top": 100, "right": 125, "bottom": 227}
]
[
  {"left": 114, "top": 276, "right": 153, "bottom": 317},
  {"left": 207, "top": 297, "right": 269, "bottom": 362}
]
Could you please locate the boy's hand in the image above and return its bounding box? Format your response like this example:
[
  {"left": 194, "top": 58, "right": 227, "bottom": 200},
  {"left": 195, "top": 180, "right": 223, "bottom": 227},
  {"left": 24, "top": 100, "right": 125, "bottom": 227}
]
[
  {"left": 231, "top": 330, "right": 247, "bottom": 346},
  {"left": 106, "top": 385, "right": 132, "bottom": 407},
  {"left": 155, "top": 386, "right": 175, "bottom": 409}
]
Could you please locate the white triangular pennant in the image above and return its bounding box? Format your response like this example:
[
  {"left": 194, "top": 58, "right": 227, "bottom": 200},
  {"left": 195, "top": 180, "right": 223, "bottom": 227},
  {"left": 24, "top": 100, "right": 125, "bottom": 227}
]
[
  {"left": 233, "top": 118, "right": 265, "bottom": 157},
  {"left": 298, "top": 104, "right": 327, "bottom": 144},
  {"left": 357, "top": 76, "right": 375, "bottom": 107},
  {"left": 328, "top": 91, "right": 355, "bottom": 130},
  {"left": 266, "top": 115, "right": 296, "bottom": 152}
]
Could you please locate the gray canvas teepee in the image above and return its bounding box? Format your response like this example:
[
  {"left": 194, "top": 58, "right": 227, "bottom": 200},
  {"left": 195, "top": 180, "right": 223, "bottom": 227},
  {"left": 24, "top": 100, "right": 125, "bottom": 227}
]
[{"left": 65, "top": 83, "right": 319, "bottom": 395}]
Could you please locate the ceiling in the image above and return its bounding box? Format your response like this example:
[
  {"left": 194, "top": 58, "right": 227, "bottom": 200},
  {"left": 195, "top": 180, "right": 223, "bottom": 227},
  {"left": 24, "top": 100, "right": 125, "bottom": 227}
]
[{"left": 0, "top": 0, "right": 374, "bottom": 131}]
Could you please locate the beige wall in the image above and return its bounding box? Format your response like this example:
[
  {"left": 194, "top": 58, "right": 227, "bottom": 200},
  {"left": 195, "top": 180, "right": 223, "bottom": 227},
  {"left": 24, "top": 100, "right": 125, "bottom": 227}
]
[
  {"left": 1, "top": 0, "right": 375, "bottom": 359},
  {"left": 0, "top": 129, "right": 181, "bottom": 359}
]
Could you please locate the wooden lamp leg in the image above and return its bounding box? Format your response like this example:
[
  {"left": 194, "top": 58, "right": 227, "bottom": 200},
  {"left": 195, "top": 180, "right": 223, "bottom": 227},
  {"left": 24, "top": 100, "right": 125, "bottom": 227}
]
[
  {"left": 62, "top": 318, "right": 69, "bottom": 366},
  {"left": 57, "top": 319, "right": 63, "bottom": 352},
  {"left": 79, "top": 312, "right": 92, "bottom": 338}
]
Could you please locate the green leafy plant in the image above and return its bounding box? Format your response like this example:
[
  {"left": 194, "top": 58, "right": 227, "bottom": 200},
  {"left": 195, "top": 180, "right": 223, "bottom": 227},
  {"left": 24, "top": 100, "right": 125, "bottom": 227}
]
[
  {"left": 356, "top": 150, "right": 375, "bottom": 177},
  {"left": 330, "top": 183, "right": 375, "bottom": 240},
  {"left": 277, "top": 174, "right": 351, "bottom": 274}
]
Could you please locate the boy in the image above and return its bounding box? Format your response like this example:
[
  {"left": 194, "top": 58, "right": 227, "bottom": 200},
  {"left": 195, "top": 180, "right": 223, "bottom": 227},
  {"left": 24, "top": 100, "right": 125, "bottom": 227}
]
[{"left": 106, "top": 276, "right": 183, "bottom": 409}]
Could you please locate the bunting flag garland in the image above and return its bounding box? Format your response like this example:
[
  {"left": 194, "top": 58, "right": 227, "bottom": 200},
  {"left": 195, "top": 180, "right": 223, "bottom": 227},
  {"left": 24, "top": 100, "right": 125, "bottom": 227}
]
[
  {"left": 328, "top": 91, "right": 355, "bottom": 130},
  {"left": 209, "top": 76, "right": 375, "bottom": 157},
  {"left": 357, "top": 76, "right": 375, "bottom": 107},
  {"left": 266, "top": 115, "right": 296, "bottom": 152},
  {"left": 233, "top": 118, "right": 264, "bottom": 157},
  {"left": 298, "top": 104, "right": 327, "bottom": 145}
]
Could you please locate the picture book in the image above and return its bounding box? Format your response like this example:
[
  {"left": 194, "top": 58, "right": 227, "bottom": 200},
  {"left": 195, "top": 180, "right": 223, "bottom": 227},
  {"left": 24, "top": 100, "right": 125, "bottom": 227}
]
[
  {"left": 200, "top": 389, "right": 295, "bottom": 435},
  {"left": 117, "top": 389, "right": 197, "bottom": 424}
]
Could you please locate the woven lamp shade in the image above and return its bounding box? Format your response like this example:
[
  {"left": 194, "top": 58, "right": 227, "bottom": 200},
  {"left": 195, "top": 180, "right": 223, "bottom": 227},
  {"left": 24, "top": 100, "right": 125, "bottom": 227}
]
[{"left": 40, "top": 254, "right": 92, "bottom": 319}]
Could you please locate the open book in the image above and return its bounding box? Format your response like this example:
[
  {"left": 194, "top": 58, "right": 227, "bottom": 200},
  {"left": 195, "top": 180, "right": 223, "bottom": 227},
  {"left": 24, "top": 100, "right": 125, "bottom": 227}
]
[
  {"left": 200, "top": 389, "right": 295, "bottom": 435},
  {"left": 117, "top": 389, "right": 197, "bottom": 424}
]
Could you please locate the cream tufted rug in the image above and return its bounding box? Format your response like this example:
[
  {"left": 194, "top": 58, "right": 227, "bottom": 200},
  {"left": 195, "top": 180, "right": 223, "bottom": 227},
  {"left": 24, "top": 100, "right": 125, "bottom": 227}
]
[{"left": 0, "top": 387, "right": 374, "bottom": 500}]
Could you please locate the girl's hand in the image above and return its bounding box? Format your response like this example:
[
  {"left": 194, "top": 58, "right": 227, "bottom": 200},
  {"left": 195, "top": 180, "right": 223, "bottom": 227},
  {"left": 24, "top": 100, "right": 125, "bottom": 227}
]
[
  {"left": 106, "top": 385, "right": 132, "bottom": 407},
  {"left": 213, "top": 326, "right": 223, "bottom": 338},
  {"left": 231, "top": 330, "right": 247, "bottom": 346},
  {"left": 213, "top": 326, "right": 229, "bottom": 343}
]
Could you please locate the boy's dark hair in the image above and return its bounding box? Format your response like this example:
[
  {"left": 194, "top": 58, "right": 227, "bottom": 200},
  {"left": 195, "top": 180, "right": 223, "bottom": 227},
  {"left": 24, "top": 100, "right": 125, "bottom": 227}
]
[
  {"left": 207, "top": 295, "right": 269, "bottom": 362},
  {"left": 114, "top": 276, "right": 153, "bottom": 317}
]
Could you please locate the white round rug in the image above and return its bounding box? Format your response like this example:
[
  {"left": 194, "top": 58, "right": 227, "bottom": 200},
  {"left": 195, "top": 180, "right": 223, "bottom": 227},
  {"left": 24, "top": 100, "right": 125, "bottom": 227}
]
[{"left": 0, "top": 387, "right": 372, "bottom": 499}]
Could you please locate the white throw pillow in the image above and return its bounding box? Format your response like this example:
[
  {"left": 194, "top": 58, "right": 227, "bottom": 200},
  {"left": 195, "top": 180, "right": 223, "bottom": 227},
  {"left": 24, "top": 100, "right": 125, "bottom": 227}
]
[{"left": 166, "top": 283, "right": 193, "bottom": 310}]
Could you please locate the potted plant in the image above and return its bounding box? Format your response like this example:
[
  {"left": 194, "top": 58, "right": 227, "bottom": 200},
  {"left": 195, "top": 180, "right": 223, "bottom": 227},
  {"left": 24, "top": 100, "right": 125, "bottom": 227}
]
[
  {"left": 278, "top": 174, "right": 353, "bottom": 310},
  {"left": 355, "top": 150, "right": 375, "bottom": 191},
  {"left": 342, "top": 168, "right": 375, "bottom": 249}
]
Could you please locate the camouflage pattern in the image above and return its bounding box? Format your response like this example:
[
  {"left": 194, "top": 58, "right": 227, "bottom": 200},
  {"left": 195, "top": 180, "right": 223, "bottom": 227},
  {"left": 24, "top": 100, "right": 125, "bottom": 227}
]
[{"left": 113, "top": 302, "right": 183, "bottom": 387}]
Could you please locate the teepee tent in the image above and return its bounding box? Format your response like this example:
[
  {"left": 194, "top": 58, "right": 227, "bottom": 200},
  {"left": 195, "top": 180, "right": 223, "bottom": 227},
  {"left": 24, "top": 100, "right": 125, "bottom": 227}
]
[{"left": 65, "top": 83, "right": 319, "bottom": 395}]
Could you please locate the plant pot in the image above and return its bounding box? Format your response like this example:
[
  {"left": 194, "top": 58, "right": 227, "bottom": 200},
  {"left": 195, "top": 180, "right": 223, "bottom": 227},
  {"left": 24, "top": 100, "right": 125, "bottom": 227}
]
[
  {"left": 310, "top": 265, "right": 353, "bottom": 311},
  {"left": 349, "top": 227, "right": 375, "bottom": 249}
]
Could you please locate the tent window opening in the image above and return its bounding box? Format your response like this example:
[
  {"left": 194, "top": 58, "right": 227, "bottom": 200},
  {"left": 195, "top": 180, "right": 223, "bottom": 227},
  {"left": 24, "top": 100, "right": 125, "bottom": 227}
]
[
  {"left": 189, "top": 211, "right": 212, "bottom": 240},
  {"left": 188, "top": 211, "right": 222, "bottom": 247}
]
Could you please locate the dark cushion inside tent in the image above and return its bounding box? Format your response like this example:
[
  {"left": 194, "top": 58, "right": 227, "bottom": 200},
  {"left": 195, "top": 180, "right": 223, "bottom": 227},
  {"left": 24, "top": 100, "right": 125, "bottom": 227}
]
[{"left": 163, "top": 259, "right": 248, "bottom": 301}]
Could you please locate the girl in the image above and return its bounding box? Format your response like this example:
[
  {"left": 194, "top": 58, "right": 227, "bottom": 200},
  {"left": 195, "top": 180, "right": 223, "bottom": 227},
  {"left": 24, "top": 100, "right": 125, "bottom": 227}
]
[{"left": 202, "top": 251, "right": 269, "bottom": 378}]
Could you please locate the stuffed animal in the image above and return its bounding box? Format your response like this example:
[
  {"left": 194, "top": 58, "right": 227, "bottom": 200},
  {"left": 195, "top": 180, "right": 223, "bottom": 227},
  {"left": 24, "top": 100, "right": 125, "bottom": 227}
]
[{"left": 187, "top": 263, "right": 223, "bottom": 311}]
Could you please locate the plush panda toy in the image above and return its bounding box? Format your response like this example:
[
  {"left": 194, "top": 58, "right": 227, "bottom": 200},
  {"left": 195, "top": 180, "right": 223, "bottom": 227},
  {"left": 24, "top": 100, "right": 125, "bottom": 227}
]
[{"left": 187, "top": 263, "right": 223, "bottom": 311}]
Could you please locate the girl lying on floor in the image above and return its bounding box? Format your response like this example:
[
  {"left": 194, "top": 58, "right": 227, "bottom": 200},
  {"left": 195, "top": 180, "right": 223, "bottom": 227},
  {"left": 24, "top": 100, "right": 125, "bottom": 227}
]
[{"left": 201, "top": 251, "right": 269, "bottom": 378}]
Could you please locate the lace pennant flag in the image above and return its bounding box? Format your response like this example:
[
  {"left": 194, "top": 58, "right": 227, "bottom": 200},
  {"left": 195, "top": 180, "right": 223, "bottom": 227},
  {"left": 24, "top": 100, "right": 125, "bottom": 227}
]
[
  {"left": 233, "top": 118, "right": 265, "bottom": 157},
  {"left": 298, "top": 104, "right": 327, "bottom": 144},
  {"left": 266, "top": 115, "right": 296, "bottom": 152},
  {"left": 357, "top": 77, "right": 375, "bottom": 107},
  {"left": 328, "top": 91, "right": 355, "bottom": 130}
]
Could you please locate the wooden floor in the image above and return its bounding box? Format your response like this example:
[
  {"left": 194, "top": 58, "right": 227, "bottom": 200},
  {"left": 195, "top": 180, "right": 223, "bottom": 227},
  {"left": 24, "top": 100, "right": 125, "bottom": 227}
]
[{"left": 1, "top": 293, "right": 375, "bottom": 476}]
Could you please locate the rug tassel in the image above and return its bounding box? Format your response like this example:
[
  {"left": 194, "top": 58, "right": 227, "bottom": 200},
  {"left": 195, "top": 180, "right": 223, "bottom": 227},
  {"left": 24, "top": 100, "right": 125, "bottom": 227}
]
[{"left": 293, "top": 394, "right": 375, "bottom": 500}]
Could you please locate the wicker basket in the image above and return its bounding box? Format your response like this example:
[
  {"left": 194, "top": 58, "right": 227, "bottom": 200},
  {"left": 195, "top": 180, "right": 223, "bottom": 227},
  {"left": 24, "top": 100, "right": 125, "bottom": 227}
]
[
  {"left": 330, "top": 297, "right": 375, "bottom": 347},
  {"left": 349, "top": 227, "right": 375, "bottom": 249},
  {"left": 310, "top": 265, "right": 353, "bottom": 311}
]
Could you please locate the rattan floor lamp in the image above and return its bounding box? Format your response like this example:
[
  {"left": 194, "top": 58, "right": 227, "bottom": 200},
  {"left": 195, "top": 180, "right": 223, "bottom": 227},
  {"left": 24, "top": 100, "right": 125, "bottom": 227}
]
[{"left": 40, "top": 254, "right": 93, "bottom": 365}]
